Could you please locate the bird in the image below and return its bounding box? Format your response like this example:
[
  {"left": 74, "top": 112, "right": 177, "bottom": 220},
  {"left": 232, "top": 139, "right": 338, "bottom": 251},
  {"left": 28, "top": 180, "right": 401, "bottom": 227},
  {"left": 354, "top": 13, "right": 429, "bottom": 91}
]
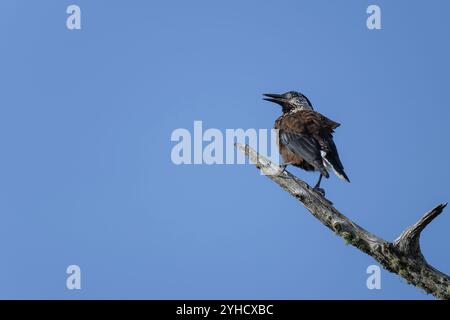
[{"left": 263, "top": 91, "right": 349, "bottom": 195}]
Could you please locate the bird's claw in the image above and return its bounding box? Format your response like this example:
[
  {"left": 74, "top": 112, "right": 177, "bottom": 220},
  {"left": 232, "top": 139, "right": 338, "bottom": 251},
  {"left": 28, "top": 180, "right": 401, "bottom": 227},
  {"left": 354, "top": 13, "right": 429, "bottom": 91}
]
[
  {"left": 313, "top": 187, "right": 326, "bottom": 197},
  {"left": 278, "top": 164, "right": 288, "bottom": 174},
  {"left": 276, "top": 162, "right": 293, "bottom": 175},
  {"left": 313, "top": 187, "right": 333, "bottom": 205}
]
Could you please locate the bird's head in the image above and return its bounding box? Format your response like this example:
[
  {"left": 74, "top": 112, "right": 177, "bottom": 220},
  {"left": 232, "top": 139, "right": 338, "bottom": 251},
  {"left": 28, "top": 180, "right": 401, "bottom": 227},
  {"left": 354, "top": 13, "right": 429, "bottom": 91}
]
[{"left": 263, "top": 91, "right": 313, "bottom": 113}]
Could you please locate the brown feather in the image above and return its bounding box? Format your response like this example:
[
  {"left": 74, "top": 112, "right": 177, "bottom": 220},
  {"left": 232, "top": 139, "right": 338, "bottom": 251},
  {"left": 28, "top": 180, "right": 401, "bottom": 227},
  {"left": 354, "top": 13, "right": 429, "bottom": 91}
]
[{"left": 275, "top": 110, "right": 339, "bottom": 172}]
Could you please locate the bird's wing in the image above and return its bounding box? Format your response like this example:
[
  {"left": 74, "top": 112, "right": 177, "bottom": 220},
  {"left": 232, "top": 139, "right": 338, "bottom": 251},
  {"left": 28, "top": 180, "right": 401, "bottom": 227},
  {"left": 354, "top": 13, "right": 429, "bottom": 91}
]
[
  {"left": 279, "top": 113, "right": 329, "bottom": 177},
  {"left": 280, "top": 110, "right": 349, "bottom": 181},
  {"left": 279, "top": 131, "right": 318, "bottom": 163},
  {"left": 303, "top": 110, "right": 350, "bottom": 182}
]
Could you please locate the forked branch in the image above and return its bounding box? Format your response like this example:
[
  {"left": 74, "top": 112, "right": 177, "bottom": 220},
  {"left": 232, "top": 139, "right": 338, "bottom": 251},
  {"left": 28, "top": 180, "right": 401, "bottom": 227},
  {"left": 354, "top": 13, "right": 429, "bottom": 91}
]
[{"left": 236, "top": 143, "right": 450, "bottom": 299}]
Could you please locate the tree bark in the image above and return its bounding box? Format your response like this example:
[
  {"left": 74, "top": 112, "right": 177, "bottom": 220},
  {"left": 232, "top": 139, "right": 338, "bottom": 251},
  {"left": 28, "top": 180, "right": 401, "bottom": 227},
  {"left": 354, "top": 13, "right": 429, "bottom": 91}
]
[{"left": 236, "top": 143, "right": 450, "bottom": 299}]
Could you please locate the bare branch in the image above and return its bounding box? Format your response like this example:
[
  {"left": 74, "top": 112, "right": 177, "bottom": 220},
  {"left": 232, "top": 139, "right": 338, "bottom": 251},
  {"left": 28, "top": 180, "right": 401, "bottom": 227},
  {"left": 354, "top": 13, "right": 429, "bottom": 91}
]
[
  {"left": 394, "top": 204, "right": 447, "bottom": 260},
  {"left": 236, "top": 143, "right": 450, "bottom": 299}
]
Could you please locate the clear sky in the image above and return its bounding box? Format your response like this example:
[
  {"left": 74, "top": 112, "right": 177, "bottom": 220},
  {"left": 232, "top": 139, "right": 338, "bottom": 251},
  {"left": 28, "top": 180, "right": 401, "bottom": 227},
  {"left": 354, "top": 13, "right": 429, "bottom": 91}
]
[{"left": 0, "top": 0, "right": 449, "bottom": 299}]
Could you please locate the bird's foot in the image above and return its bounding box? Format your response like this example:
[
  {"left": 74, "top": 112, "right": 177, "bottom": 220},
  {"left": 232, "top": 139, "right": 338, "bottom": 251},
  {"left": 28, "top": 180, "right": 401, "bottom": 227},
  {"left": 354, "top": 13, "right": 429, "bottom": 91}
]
[
  {"left": 313, "top": 187, "right": 326, "bottom": 197},
  {"left": 278, "top": 164, "right": 288, "bottom": 175},
  {"left": 276, "top": 162, "right": 293, "bottom": 175},
  {"left": 313, "top": 187, "right": 333, "bottom": 205}
]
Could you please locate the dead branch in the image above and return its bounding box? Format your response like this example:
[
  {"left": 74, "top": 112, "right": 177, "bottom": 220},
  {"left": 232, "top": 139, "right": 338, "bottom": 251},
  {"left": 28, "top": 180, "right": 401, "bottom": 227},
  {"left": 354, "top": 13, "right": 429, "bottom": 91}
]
[{"left": 236, "top": 143, "right": 450, "bottom": 299}]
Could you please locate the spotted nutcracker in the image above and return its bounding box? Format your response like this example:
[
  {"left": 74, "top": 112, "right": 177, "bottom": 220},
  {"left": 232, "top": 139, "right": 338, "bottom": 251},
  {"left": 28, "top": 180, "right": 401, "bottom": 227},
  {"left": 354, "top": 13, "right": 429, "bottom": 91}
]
[{"left": 263, "top": 91, "right": 349, "bottom": 195}]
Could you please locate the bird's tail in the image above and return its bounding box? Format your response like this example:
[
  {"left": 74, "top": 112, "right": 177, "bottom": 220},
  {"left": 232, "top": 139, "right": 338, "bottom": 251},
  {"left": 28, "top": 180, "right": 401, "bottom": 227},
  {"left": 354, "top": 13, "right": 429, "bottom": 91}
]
[
  {"left": 324, "top": 157, "right": 350, "bottom": 182},
  {"left": 335, "top": 167, "right": 350, "bottom": 183}
]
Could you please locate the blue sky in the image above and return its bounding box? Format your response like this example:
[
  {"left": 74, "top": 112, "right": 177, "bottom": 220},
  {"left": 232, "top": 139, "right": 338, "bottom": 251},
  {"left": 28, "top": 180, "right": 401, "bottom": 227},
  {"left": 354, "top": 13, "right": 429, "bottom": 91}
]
[{"left": 0, "top": 0, "right": 449, "bottom": 299}]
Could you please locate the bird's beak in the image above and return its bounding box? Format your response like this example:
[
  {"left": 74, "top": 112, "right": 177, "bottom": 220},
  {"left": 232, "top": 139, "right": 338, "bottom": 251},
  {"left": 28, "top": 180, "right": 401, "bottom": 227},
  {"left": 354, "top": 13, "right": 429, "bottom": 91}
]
[{"left": 263, "top": 93, "right": 287, "bottom": 106}]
